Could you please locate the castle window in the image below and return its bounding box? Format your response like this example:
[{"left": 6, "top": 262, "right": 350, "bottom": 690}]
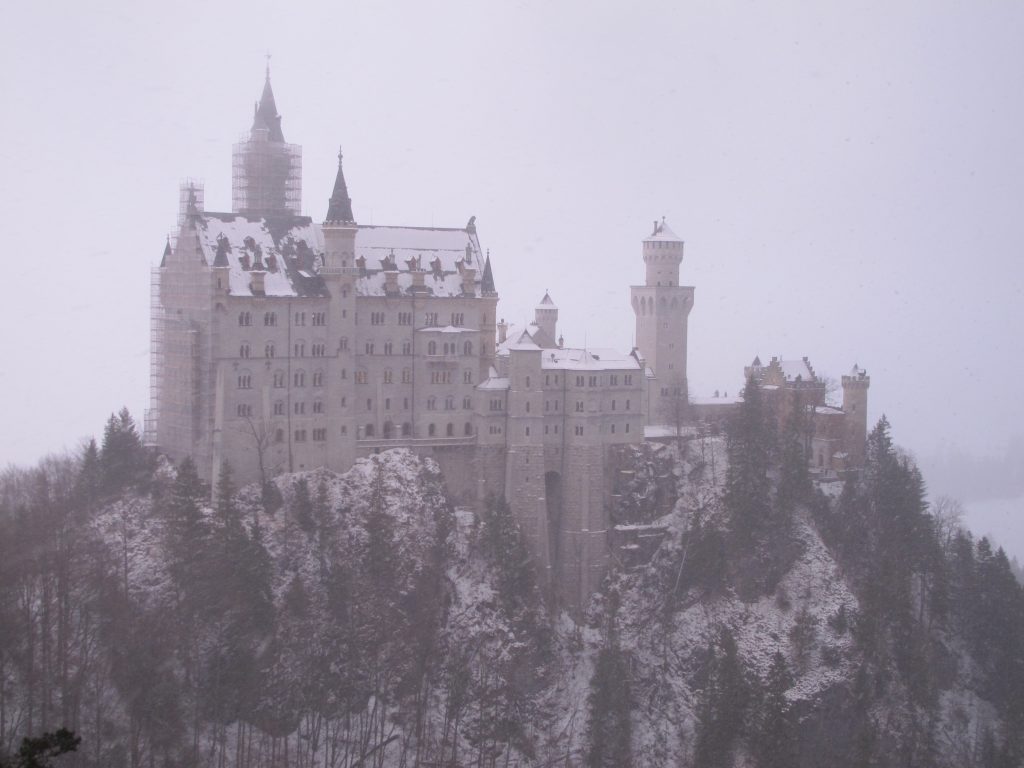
[
  {"left": 240, "top": 343, "right": 250, "bottom": 359},
  {"left": 366, "top": 398, "right": 372, "bottom": 410},
  {"left": 625, "top": 399, "right": 631, "bottom": 410},
  {"left": 428, "top": 341, "right": 437, "bottom": 356},
  {"left": 385, "top": 397, "right": 391, "bottom": 410},
  {"left": 294, "top": 429, "right": 307, "bottom": 442},
  {"left": 340, "top": 337, "right": 349, "bottom": 350},
  {"left": 526, "top": 376, "right": 531, "bottom": 388},
  {"left": 463, "top": 396, "right": 472, "bottom": 409},
  {"left": 544, "top": 425, "right": 549, "bottom": 434},
  {"left": 341, "top": 396, "right": 347, "bottom": 407},
  {"left": 236, "top": 403, "right": 253, "bottom": 418},
  {"left": 341, "top": 425, "right": 347, "bottom": 435},
  {"left": 555, "top": 400, "right": 559, "bottom": 411},
  {"left": 239, "top": 311, "right": 252, "bottom": 327},
  {"left": 313, "top": 400, "right": 324, "bottom": 414},
  {"left": 384, "top": 341, "right": 393, "bottom": 355},
  {"left": 445, "top": 396, "right": 454, "bottom": 411},
  {"left": 425, "top": 312, "right": 438, "bottom": 327},
  {"left": 402, "top": 341, "right": 412, "bottom": 355},
  {"left": 625, "top": 422, "right": 630, "bottom": 433},
  {"left": 312, "top": 312, "right": 326, "bottom": 326},
  {"left": 365, "top": 424, "right": 375, "bottom": 437},
  {"left": 463, "top": 341, "right": 473, "bottom": 355},
  {"left": 274, "top": 400, "right": 285, "bottom": 416},
  {"left": 446, "top": 423, "right": 455, "bottom": 437},
  {"left": 294, "top": 401, "right": 305, "bottom": 415},
  {"left": 611, "top": 400, "right": 616, "bottom": 411},
  {"left": 575, "top": 426, "right": 584, "bottom": 436},
  {"left": 451, "top": 313, "right": 464, "bottom": 326},
  {"left": 525, "top": 426, "right": 531, "bottom": 437},
  {"left": 273, "top": 371, "right": 285, "bottom": 388},
  {"left": 384, "top": 369, "right": 393, "bottom": 384},
  {"left": 576, "top": 376, "right": 584, "bottom": 387},
  {"left": 313, "top": 428, "right": 326, "bottom": 441},
  {"left": 237, "top": 374, "right": 252, "bottom": 389},
  {"left": 402, "top": 368, "right": 412, "bottom": 383},
  {"left": 427, "top": 396, "right": 437, "bottom": 411},
  {"left": 371, "top": 312, "right": 385, "bottom": 326},
  {"left": 313, "top": 371, "right": 324, "bottom": 387},
  {"left": 295, "top": 312, "right": 306, "bottom": 326},
  {"left": 589, "top": 376, "right": 597, "bottom": 387},
  {"left": 294, "top": 371, "right": 305, "bottom": 387},
  {"left": 398, "top": 312, "right": 413, "bottom": 326},
  {"left": 624, "top": 375, "right": 633, "bottom": 385},
  {"left": 294, "top": 342, "right": 305, "bottom": 357},
  {"left": 610, "top": 375, "right": 618, "bottom": 386},
  {"left": 312, "top": 343, "right": 326, "bottom": 357},
  {"left": 364, "top": 341, "right": 374, "bottom": 355},
  {"left": 428, "top": 423, "right": 436, "bottom": 437},
  {"left": 465, "top": 422, "right": 473, "bottom": 436},
  {"left": 554, "top": 425, "right": 559, "bottom": 434},
  {"left": 404, "top": 398, "right": 409, "bottom": 409},
  {"left": 576, "top": 401, "right": 584, "bottom": 412},
  {"left": 611, "top": 424, "right": 616, "bottom": 434},
  {"left": 265, "top": 343, "right": 275, "bottom": 358},
  {"left": 264, "top": 312, "right": 277, "bottom": 327},
  {"left": 525, "top": 402, "right": 530, "bottom": 413},
  {"left": 402, "top": 422, "right": 411, "bottom": 436},
  {"left": 275, "top": 428, "right": 284, "bottom": 443},
  {"left": 464, "top": 369, "right": 473, "bottom": 384},
  {"left": 341, "top": 368, "right": 348, "bottom": 379}
]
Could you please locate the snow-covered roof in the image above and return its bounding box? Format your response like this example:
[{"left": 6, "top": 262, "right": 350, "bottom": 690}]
[
  {"left": 190, "top": 213, "right": 484, "bottom": 299},
  {"left": 477, "top": 376, "right": 510, "bottom": 391},
  {"left": 536, "top": 291, "right": 557, "bottom": 310},
  {"left": 417, "top": 325, "right": 478, "bottom": 334},
  {"left": 779, "top": 359, "right": 815, "bottom": 381},
  {"left": 539, "top": 347, "right": 641, "bottom": 371},
  {"left": 197, "top": 213, "right": 328, "bottom": 298},
  {"left": 814, "top": 405, "right": 845, "bottom": 416},
  {"left": 506, "top": 329, "right": 541, "bottom": 351},
  {"left": 643, "top": 217, "right": 683, "bottom": 242}
]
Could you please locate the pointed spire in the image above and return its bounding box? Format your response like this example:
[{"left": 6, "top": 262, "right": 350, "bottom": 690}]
[
  {"left": 251, "top": 63, "right": 285, "bottom": 142},
  {"left": 325, "top": 147, "right": 355, "bottom": 223},
  {"left": 160, "top": 237, "right": 171, "bottom": 267},
  {"left": 481, "top": 250, "right": 496, "bottom": 295}
]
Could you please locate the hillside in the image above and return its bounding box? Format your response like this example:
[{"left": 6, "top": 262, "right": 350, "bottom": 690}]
[{"left": 1, "top": 407, "right": 1023, "bottom": 767}]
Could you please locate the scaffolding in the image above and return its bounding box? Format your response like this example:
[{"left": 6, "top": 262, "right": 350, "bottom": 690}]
[{"left": 232, "top": 134, "right": 302, "bottom": 217}]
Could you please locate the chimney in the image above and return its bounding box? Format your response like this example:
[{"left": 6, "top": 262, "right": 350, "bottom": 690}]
[
  {"left": 384, "top": 269, "right": 400, "bottom": 296},
  {"left": 249, "top": 269, "right": 266, "bottom": 296},
  {"left": 497, "top": 318, "right": 508, "bottom": 344}
]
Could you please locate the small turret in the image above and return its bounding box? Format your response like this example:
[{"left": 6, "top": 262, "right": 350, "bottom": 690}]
[
  {"left": 534, "top": 291, "right": 558, "bottom": 348},
  {"left": 325, "top": 148, "right": 355, "bottom": 224},
  {"left": 642, "top": 217, "right": 684, "bottom": 287},
  {"left": 841, "top": 365, "right": 870, "bottom": 467}
]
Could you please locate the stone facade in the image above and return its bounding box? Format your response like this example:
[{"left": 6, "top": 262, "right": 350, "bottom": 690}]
[{"left": 150, "top": 73, "right": 694, "bottom": 612}]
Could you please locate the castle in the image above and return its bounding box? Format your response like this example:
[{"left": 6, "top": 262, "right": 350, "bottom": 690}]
[{"left": 148, "top": 71, "right": 869, "bottom": 610}]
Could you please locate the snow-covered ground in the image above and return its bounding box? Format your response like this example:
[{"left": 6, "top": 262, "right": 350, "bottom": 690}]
[{"left": 963, "top": 495, "right": 1024, "bottom": 562}]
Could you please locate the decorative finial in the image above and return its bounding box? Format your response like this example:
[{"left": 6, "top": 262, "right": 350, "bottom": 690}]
[
  {"left": 338, "top": 146, "right": 344, "bottom": 163},
  {"left": 265, "top": 52, "right": 272, "bottom": 81}
]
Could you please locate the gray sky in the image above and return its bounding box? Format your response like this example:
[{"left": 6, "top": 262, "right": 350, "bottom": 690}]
[{"left": 1, "top": 0, "right": 1022, "bottom": 470}]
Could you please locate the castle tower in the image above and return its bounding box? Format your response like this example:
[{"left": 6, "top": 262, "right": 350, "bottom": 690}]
[
  {"left": 630, "top": 218, "right": 695, "bottom": 422},
  {"left": 232, "top": 66, "right": 302, "bottom": 217},
  {"left": 533, "top": 291, "right": 558, "bottom": 348},
  {"left": 322, "top": 149, "right": 359, "bottom": 470},
  {"left": 841, "top": 365, "right": 870, "bottom": 467}
]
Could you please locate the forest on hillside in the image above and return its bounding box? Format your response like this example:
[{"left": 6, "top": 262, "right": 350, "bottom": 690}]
[{"left": 1, "top": 400, "right": 1023, "bottom": 767}]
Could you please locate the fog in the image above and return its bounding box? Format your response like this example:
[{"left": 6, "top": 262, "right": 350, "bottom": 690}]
[{"left": 1, "top": 0, "right": 1022, "bottom": 472}]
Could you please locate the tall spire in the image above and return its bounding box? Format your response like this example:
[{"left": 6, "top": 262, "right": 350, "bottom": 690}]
[
  {"left": 481, "top": 250, "right": 496, "bottom": 295},
  {"left": 251, "top": 61, "right": 285, "bottom": 142},
  {"left": 325, "top": 148, "right": 355, "bottom": 223}
]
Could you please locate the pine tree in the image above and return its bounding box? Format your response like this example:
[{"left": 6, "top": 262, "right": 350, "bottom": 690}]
[
  {"left": 754, "top": 651, "right": 796, "bottom": 768},
  {"left": 724, "top": 375, "right": 773, "bottom": 543},
  {"left": 74, "top": 438, "right": 101, "bottom": 506},
  {"left": 99, "top": 407, "right": 146, "bottom": 493},
  {"left": 292, "top": 477, "right": 314, "bottom": 532},
  {"left": 584, "top": 644, "right": 633, "bottom": 768},
  {"left": 694, "top": 627, "right": 748, "bottom": 768}
]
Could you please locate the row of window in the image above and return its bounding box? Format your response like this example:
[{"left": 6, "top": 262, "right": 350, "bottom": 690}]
[
  {"left": 238, "top": 341, "right": 330, "bottom": 359},
  {"left": 238, "top": 311, "right": 327, "bottom": 327},
  {"left": 572, "top": 374, "right": 634, "bottom": 387}
]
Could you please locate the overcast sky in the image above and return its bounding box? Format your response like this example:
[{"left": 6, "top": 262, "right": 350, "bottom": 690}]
[{"left": 1, "top": 0, "right": 1022, "bottom": 473}]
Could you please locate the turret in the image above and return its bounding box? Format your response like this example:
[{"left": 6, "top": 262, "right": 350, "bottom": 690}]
[
  {"left": 232, "top": 65, "right": 302, "bottom": 217},
  {"left": 642, "top": 217, "right": 684, "bottom": 287},
  {"left": 842, "top": 365, "right": 870, "bottom": 467},
  {"left": 533, "top": 291, "right": 558, "bottom": 348}
]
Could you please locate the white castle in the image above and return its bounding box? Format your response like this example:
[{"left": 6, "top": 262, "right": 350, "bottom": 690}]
[{"left": 149, "top": 71, "right": 864, "bottom": 610}]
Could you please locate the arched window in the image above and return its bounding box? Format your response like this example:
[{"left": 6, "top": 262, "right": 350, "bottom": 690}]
[
  {"left": 239, "top": 343, "right": 250, "bottom": 359},
  {"left": 313, "top": 370, "right": 324, "bottom": 387},
  {"left": 428, "top": 341, "right": 437, "bottom": 356},
  {"left": 294, "top": 370, "right": 306, "bottom": 387},
  {"left": 464, "top": 422, "right": 473, "bottom": 436},
  {"left": 365, "top": 424, "right": 375, "bottom": 437},
  {"left": 463, "top": 340, "right": 473, "bottom": 356},
  {"left": 402, "top": 422, "right": 412, "bottom": 436},
  {"left": 265, "top": 342, "right": 275, "bottom": 358},
  {"left": 383, "top": 369, "right": 393, "bottom": 384},
  {"left": 445, "top": 396, "right": 454, "bottom": 411},
  {"left": 446, "top": 423, "right": 454, "bottom": 437},
  {"left": 427, "top": 396, "right": 436, "bottom": 410},
  {"left": 428, "top": 423, "right": 436, "bottom": 437},
  {"left": 383, "top": 420, "right": 394, "bottom": 438},
  {"left": 340, "top": 336, "right": 349, "bottom": 351}
]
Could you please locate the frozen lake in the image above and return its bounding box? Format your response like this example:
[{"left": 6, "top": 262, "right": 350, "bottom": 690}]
[{"left": 962, "top": 495, "right": 1024, "bottom": 563}]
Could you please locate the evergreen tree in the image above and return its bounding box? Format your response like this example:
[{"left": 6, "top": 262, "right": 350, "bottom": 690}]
[
  {"left": 694, "top": 627, "right": 748, "bottom": 768},
  {"left": 99, "top": 407, "right": 145, "bottom": 493},
  {"left": 754, "top": 651, "right": 796, "bottom": 768},
  {"left": 584, "top": 644, "right": 633, "bottom": 768},
  {"left": 292, "top": 476, "right": 314, "bottom": 532},
  {"left": 0, "top": 728, "right": 80, "bottom": 768},
  {"left": 74, "top": 438, "right": 101, "bottom": 506},
  {"left": 724, "top": 375, "right": 773, "bottom": 543}
]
